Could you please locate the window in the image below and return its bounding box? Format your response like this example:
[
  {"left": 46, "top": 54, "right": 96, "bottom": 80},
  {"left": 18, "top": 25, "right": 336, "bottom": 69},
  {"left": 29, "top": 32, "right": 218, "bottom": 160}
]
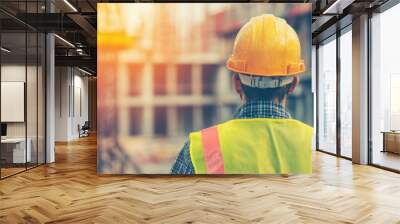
[
  {"left": 154, "top": 106, "right": 168, "bottom": 137},
  {"left": 1, "top": 31, "right": 27, "bottom": 177},
  {"left": 153, "top": 64, "right": 167, "bottom": 96},
  {"left": 202, "top": 64, "right": 218, "bottom": 95},
  {"left": 129, "top": 107, "right": 143, "bottom": 136},
  {"left": 390, "top": 75, "right": 400, "bottom": 130},
  {"left": 0, "top": 1, "right": 46, "bottom": 179},
  {"left": 317, "top": 37, "right": 337, "bottom": 154},
  {"left": 128, "top": 64, "right": 143, "bottom": 96},
  {"left": 371, "top": 4, "right": 400, "bottom": 171},
  {"left": 339, "top": 29, "right": 352, "bottom": 158},
  {"left": 202, "top": 105, "right": 217, "bottom": 128},
  {"left": 177, "top": 106, "right": 193, "bottom": 136},
  {"left": 176, "top": 64, "right": 192, "bottom": 95}
]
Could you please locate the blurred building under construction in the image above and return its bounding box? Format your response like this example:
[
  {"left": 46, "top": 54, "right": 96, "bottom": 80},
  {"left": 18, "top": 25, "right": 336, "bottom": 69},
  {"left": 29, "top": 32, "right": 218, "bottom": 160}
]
[{"left": 97, "top": 3, "right": 312, "bottom": 174}]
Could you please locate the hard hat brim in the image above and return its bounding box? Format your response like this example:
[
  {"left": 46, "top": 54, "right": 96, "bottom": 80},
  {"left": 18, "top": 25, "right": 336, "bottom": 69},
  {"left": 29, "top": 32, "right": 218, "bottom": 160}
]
[{"left": 226, "top": 59, "right": 306, "bottom": 77}]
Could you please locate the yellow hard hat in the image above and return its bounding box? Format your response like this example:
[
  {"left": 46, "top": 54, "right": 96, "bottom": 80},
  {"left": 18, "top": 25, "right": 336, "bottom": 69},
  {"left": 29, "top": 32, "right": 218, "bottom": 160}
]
[{"left": 226, "top": 14, "right": 305, "bottom": 77}]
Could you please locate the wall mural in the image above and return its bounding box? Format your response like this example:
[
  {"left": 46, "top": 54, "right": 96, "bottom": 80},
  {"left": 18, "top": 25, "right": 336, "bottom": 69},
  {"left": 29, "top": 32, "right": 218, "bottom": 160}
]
[{"left": 97, "top": 3, "right": 313, "bottom": 175}]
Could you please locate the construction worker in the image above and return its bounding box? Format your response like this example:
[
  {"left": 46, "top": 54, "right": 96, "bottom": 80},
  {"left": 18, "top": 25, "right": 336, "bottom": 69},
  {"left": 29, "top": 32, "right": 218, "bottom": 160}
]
[{"left": 171, "top": 14, "right": 313, "bottom": 174}]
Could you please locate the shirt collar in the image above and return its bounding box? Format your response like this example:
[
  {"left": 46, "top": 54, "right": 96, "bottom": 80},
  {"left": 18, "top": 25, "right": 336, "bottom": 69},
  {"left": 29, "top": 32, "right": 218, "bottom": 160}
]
[{"left": 233, "top": 100, "right": 291, "bottom": 119}]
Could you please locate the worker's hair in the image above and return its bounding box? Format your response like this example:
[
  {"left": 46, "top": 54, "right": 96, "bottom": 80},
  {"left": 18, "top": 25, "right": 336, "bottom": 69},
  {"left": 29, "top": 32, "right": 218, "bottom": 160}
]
[{"left": 234, "top": 73, "right": 291, "bottom": 102}]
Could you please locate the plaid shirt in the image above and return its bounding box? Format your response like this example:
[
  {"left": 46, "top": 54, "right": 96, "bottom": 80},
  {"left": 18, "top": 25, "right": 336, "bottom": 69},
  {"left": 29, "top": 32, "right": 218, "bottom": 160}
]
[{"left": 170, "top": 100, "right": 291, "bottom": 174}]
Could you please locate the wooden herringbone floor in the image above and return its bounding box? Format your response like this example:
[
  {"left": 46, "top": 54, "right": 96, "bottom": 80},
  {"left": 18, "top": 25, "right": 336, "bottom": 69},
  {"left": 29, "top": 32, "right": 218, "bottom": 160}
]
[{"left": 1, "top": 135, "right": 400, "bottom": 224}]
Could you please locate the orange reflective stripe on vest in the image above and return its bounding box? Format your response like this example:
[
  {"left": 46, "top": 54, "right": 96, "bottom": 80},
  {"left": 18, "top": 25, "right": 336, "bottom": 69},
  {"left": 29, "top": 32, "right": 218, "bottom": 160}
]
[
  {"left": 201, "top": 127, "right": 224, "bottom": 174},
  {"left": 189, "top": 118, "right": 313, "bottom": 174}
]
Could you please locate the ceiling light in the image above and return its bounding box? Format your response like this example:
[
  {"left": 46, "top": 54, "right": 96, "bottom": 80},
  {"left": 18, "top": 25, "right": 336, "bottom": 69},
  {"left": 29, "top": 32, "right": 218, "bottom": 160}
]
[
  {"left": 76, "top": 48, "right": 86, "bottom": 56},
  {"left": 54, "top": 34, "right": 75, "bottom": 48},
  {"left": 1, "top": 47, "right": 11, "bottom": 53},
  {"left": 322, "top": 0, "right": 355, "bottom": 15},
  {"left": 63, "top": 0, "right": 78, "bottom": 12},
  {"left": 78, "top": 67, "right": 93, "bottom": 76},
  {"left": 322, "top": 0, "right": 342, "bottom": 15}
]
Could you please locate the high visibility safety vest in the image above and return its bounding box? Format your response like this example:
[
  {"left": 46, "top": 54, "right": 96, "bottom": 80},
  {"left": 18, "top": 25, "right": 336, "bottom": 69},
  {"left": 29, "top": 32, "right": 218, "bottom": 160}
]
[{"left": 189, "top": 118, "right": 313, "bottom": 174}]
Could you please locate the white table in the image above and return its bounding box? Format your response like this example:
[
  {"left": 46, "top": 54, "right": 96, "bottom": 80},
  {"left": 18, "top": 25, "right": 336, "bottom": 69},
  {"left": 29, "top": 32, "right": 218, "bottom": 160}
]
[{"left": 1, "top": 138, "right": 31, "bottom": 163}]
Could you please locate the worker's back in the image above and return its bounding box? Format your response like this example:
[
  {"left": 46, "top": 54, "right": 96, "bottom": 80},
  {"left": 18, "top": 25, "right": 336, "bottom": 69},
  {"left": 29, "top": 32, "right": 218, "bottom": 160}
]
[
  {"left": 171, "top": 14, "right": 311, "bottom": 175},
  {"left": 189, "top": 118, "right": 313, "bottom": 174}
]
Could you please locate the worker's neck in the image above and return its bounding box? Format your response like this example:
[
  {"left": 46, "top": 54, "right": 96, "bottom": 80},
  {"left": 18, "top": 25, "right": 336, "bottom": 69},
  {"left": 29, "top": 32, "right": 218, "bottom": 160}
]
[{"left": 244, "top": 97, "right": 287, "bottom": 108}]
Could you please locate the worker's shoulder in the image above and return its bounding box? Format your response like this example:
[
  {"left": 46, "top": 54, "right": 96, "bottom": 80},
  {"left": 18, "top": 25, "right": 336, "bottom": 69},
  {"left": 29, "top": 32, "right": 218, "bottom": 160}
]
[
  {"left": 189, "top": 118, "right": 313, "bottom": 135},
  {"left": 226, "top": 118, "right": 313, "bottom": 131}
]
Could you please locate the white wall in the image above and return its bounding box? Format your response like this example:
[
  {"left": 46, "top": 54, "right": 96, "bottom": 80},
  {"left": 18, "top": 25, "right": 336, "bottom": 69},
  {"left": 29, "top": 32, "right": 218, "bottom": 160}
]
[
  {"left": 55, "top": 67, "right": 89, "bottom": 141},
  {"left": 1, "top": 65, "right": 26, "bottom": 139},
  {"left": 55, "top": 67, "right": 69, "bottom": 141},
  {"left": 1, "top": 65, "right": 36, "bottom": 137},
  {"left": 71, "top": 72, "right": 89, "bottom": 138}
]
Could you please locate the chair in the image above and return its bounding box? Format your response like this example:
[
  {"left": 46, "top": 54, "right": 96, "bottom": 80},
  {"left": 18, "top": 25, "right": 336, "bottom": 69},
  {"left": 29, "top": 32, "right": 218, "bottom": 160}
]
[{"left": 79, "top": 121, "right": 90, "bottom": 138}]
